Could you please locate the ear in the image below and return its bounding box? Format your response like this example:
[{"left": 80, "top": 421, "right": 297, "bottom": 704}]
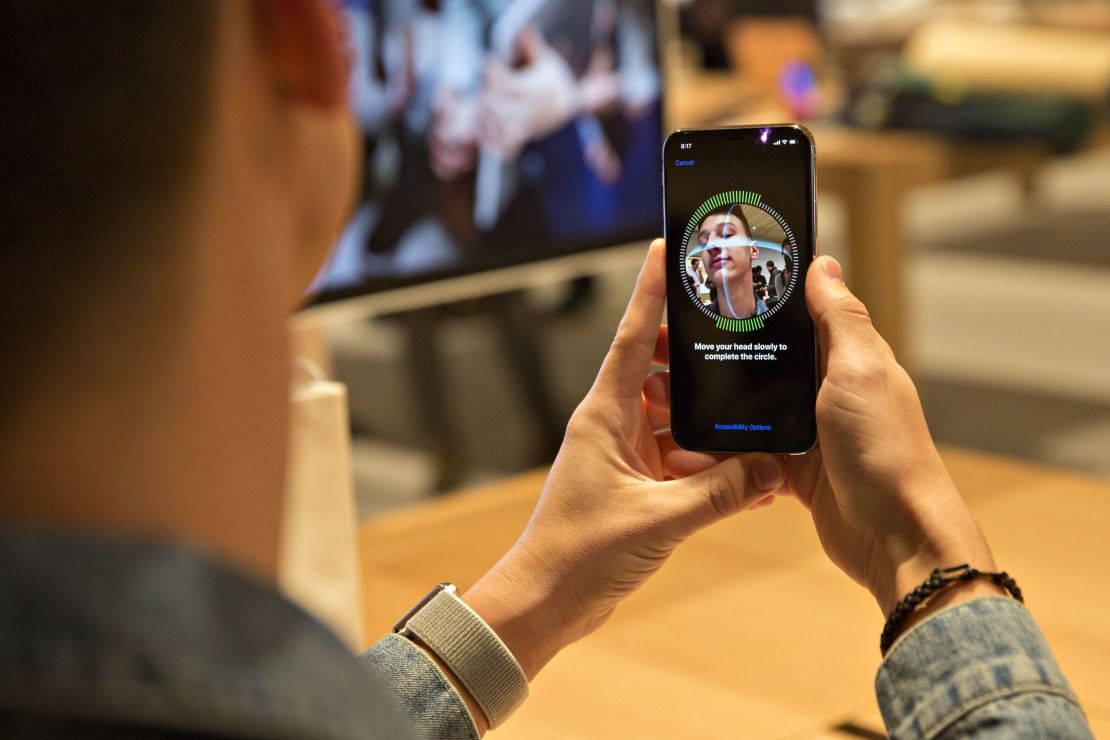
[
  {"left": 255, "top": 0, "right": 348, "bottom": 109},
  {"left": 751, "top": 245, "right": 759, "bottom": 260}
]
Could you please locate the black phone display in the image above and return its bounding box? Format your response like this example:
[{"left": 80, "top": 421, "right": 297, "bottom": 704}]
[{"left": 663, "top": 125, "right": 818, "bottom": 453}]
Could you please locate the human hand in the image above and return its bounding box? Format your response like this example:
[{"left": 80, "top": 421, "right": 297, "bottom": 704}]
[
  {"left": 464, "top": 239, "right": 788, "bottom": 680},
  {"left": 478, "top": 27, "right": 580, "bottom": 158},
  {"left": 785, "top": 257, "right": 997, "bottom": 615},
  {"left": 428, "top": 89, "right": 479, "bottom": 181},
  {"left": 578, "top": 43, "right": 621, "bottom": 117}
]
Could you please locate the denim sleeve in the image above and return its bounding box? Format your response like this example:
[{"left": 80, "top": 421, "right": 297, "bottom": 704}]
[
  {"left": 361, "top": 634, "right": 479, "bottom": 740},
  {"left": 876, "top": 596, "right": 1091, "bottom": 739}
]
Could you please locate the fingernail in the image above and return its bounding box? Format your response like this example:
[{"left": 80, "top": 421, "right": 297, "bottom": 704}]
[
  {"left": 821, "top": 256, "right": 844, "bottom": 283},
  {"left": 753, "top": 455, "right": 786, "bottom": 492}
]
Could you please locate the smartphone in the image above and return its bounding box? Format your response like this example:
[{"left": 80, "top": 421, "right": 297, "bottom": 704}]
[{"left": 663, "top": 124, "right": 818, "bottom": 453}]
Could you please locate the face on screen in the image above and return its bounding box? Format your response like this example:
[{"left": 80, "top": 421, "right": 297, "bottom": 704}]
[
  {"left": 305, "top": 0, "right": 663, "bottom": 305},
  {"left": 663, "top": 126, "right": 817, "bottom": 453},
  {"left": 682, "top": 204, "right": 799, "bottom": 324}
]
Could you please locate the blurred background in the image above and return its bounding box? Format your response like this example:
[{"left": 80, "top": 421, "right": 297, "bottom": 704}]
[{"left": 297, "top": 0, "right": 1110, "bottom": 519}]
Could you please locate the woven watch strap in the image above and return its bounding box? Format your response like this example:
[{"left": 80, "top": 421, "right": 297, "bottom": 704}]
[{"left": 404, "top": 589, "right": 529, "bottom": 728}]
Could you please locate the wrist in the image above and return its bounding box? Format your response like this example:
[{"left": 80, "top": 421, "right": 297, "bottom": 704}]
[
  {"left": 866, "top": 472, "right": 996, "bottom": 614},
  {"left": 873, "top": 542, "right": 1000, "bottom": 615},
  {"left": 887, "top": 577, "right": 1008, "bottom": 648},
  {"left": 462, "top": 548, "right": 574, "bottom": 680}
]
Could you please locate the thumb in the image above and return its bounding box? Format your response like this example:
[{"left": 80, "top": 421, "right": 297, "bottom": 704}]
[
  {"left": 805, "top": 256, "right": 893, "bottom": 370},
  {"left": 591, "top": 239, "right": 666, "bottom": 401},
  {"left": 666, "top": 454, "right": 786, "bottom": 534}
]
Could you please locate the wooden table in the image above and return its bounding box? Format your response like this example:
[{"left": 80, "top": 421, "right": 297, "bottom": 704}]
[{"left": 359, "top": 448, "right": 1110, "bottom": 738}]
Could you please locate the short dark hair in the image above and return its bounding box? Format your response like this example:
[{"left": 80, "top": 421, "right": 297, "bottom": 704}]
[
  {"left": 698, "top": 204, "right": 752, "bottom": 240},
  {"left": 1, "top": 3, "right": 217, "bottom": 424}
]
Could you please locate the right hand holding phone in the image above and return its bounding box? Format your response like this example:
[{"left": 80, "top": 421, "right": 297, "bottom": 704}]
[{"left": 787, "top": 257, "right": 998, "bottom": 615}]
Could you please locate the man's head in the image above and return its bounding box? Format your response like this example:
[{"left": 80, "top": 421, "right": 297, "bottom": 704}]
[
  {"left": 2, "top": 4, "right": 216, "bottom": 409},
  {"left": 766, "top": 260, "right": 776, "bottom": 271},
  {"left": 1, "top": 0, "right": 356, "bottom": 411},
  {"left": 0, "top": 1, "right": 359, "bottom": 578},
  {"left": 694, "top": 205, "right": 758, "bottom": 289}
]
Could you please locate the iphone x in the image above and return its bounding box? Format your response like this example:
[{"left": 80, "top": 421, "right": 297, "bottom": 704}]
[{"left": 663, "top": 124, "right": 818, "bottom": 453}]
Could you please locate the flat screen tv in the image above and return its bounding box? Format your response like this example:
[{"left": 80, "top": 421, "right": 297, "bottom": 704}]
[{"left": 306, "top": 0, "right": 665, "bottom": 308}]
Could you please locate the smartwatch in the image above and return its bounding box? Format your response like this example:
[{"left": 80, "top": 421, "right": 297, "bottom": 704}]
[{"left": 393, "top": 583, "right": 529, "bottom": 728}]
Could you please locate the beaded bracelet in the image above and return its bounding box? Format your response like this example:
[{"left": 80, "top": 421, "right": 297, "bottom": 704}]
[{"left": 879, "top": 564, "right": 1023, "bottom": 655}]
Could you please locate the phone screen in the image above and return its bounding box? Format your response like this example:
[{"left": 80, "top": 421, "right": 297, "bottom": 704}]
[{"left": 663, "top": 125, "right": 817, "bottom": 453}]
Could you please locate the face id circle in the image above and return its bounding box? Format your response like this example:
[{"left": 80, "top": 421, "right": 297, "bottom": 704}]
[{"left": 680, "top": 191, "right": 799, "bottom": 332}]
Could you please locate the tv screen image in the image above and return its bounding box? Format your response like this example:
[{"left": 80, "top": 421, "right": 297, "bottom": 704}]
[{"left": 309, "top": 0, "right": 664, "bottom": 306}]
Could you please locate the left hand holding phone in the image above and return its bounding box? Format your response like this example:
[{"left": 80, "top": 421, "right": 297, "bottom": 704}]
[{"left": 463, "top": 238, "right": 788, "bottom": 682}]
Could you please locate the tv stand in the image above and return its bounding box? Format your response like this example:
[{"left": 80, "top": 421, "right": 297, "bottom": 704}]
[{"left": 395, "top": 289, "right": 565, "bottom": 493}]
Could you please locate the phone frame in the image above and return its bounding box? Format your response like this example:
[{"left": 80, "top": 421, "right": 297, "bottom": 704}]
[{"left": 662, "top": 123, "right": 819, "bottom": 454}]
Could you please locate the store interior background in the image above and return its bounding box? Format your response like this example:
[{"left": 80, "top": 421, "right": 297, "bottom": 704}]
[{"left": 312, "top": 0, "right": 1110, "bottom": 519}]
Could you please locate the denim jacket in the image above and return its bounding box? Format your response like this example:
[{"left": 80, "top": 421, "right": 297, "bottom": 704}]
[
  {"left": 0, "top": 529, "right": 1091, "bottom": 738},
  {"left": 876, "top": 597, "right": 1090, "bottom": 738}
]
